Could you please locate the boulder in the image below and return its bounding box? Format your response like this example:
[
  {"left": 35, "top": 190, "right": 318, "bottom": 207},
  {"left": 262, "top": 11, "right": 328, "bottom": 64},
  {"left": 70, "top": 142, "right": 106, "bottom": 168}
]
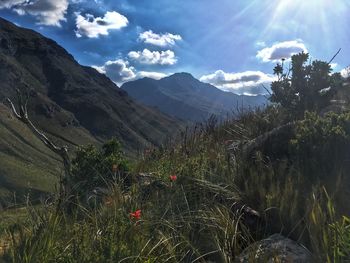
[{"left": 235, "top": 234, "right": 313, "bottom": 262}]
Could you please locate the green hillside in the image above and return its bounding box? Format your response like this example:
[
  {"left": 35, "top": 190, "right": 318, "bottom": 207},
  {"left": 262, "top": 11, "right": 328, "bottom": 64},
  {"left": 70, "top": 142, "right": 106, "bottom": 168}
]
[{"left": 0, "top": 103, "right": 61, "bottom": 204}]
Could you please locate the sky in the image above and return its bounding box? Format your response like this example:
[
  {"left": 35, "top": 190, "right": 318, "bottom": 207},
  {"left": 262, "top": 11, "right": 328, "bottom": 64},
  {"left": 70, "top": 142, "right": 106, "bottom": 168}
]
[{"left": 0, "top": 0, "right": 349, "bottom": 95}]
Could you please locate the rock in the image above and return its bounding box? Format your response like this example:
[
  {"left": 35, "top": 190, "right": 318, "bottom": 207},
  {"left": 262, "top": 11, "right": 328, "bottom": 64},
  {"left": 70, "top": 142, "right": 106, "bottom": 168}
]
[{"left": 235, "top": 234, "right": 313, "bottom": 263}]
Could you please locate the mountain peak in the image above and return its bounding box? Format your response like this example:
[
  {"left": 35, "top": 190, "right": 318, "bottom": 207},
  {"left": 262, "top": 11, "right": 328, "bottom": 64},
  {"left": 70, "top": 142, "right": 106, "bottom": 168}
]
[
  {"left": 168, "top": 72, "right": 195, "bottom": 80},
  {"left": 122, "top": 73, "right": 267, "bottom": 122}
]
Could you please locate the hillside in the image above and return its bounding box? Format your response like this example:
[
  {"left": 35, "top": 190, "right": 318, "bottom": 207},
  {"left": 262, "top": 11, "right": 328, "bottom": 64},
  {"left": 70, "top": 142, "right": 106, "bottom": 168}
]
[
  {"left": 122, "top": 73, "right": 267, "bottom": 122},
  {"left": 0, "top": 17, "right": 182, "bottom": 203},
  {"left": 0, "top": 103, "right": 61, "bottom": 205}
]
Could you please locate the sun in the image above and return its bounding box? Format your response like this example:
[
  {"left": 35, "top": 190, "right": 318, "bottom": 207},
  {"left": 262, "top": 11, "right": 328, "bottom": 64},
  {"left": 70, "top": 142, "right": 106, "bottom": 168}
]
[
  {"left": 272, "top": 0, "right": 348, "bottom": 20},
  {"left": 258, "top": 0, "right": 349, "bottom": 44}
]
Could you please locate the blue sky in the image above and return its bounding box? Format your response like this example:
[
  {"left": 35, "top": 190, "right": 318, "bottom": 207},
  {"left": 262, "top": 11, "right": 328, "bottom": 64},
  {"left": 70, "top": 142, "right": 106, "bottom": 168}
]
[{"left": 0, "top": 0, "right": 349, "bottom": 94}]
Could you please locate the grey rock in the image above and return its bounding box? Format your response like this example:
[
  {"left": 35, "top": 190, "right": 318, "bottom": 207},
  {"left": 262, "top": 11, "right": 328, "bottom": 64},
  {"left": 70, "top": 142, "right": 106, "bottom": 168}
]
[{"left": 236, "top": 234, "right": 313, "bottom": 263}]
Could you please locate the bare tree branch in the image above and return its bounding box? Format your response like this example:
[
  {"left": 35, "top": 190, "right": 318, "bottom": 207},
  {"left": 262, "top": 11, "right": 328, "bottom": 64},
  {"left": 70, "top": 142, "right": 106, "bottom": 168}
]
[
  {"left": 6, "top": 98, "right": 21, "bottom": 119},
  {"left": 6, "top": 89, "right": 72, "bottom": 202},
  {"left": 231, "top": 122, "right": 297, "bottom": 160}
]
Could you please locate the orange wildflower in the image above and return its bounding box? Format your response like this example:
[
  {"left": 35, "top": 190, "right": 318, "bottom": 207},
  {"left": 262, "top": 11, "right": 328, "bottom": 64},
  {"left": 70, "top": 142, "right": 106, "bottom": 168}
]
[{"left": 130, "top": 209, "right": 141, "bottom": 220}]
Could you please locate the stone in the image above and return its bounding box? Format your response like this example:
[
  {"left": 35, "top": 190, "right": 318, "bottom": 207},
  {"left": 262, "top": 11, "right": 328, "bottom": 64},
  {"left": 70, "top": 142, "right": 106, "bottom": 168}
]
[{"left": 235, "top": 234, "right": 313, "bottom": 263}]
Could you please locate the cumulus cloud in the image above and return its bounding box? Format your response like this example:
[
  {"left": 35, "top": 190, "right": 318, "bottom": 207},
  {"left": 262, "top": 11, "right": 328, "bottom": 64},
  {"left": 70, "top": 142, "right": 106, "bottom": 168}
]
[
  {"left": 139, "top": 30, "right": 182, "bottom": 47},
  {"left": 200, "top": 70, "right": 275, "bottom": 95},
  {"left": 330, "top": 63, "right": 338, "bottom": 70},
  {"left": 0, "top": 0, "right": 24, "bottom": 9},
  {"left": 93, "top": 59, "right": 168, "bottom": 84},
  {"left": 0, "top": 0, "right": 69, "bottom": 26},
  {"left": 257, "top": 40, "right": 308, "bottom": 63},
  {"left": 137, "top": 71, "right": 168, "bottom": 80},
  {"left": 93, "top": 59, "right": 136, "bottom": 84},
  {"left": 341, "top": 67, "right": 350, "bottom": 79},
  {"left": 75, "top": 11, "right": 128, "bottom": 38},
  {"left": 128, "top": 49, "right": 177, "bottom": 65}
]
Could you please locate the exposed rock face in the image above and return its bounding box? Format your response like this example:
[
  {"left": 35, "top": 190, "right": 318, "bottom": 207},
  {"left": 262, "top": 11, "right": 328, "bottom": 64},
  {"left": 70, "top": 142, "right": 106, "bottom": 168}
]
[{"left": 235, "top": 234, "right": 313, "bottom": 263}]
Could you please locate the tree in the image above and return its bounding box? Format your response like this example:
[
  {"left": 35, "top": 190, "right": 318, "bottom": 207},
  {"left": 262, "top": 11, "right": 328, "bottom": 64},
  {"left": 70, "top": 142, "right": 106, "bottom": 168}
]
[{"left": 270, "top": 52, "right": 343, "bottom": 117}]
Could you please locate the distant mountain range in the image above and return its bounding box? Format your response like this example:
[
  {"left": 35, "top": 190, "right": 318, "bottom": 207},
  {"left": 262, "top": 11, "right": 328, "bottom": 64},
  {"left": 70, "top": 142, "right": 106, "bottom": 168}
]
[
  {"left": 122, "top": 73, "right": 267, "bottom": 122},
  {"left": 0, "top": 17, "right": 182, "bottom": 201}
]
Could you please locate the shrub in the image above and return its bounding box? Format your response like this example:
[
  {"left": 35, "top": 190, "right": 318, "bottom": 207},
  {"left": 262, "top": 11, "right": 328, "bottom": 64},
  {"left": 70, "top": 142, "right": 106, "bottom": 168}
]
[
  {"left": 290, "top": 111, "right": 350, "bottom": 178},
  {"left": 270, "top": 52, "right": 343, "bottom": 117},
  {"left": 71, "top": 138, "right": 129, "bottom": 196}
]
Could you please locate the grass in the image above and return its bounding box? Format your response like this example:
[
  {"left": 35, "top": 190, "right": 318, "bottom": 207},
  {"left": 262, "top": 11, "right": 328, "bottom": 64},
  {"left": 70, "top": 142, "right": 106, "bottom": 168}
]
[
  {"left": 1, "top": 107, "right": 350, "bottom": 262},
  {"left": 0, "top": 104, "right": 61, "bottom": 205}
]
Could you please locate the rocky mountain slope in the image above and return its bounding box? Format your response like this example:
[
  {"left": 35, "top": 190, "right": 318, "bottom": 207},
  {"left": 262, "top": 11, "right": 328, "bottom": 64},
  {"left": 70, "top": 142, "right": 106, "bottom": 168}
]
[
  {"left": 0, "top": 17, "right": 181, "bottom": 203},
  {"left": 122, "top": 72, "right": 267, "bottom": 122}
]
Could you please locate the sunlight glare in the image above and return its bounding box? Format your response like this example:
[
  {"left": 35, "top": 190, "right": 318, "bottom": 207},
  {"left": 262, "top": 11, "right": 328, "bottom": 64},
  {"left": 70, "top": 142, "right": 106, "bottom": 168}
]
[{"left": 259, "top": 0, "right": 349, "bottom": 50}]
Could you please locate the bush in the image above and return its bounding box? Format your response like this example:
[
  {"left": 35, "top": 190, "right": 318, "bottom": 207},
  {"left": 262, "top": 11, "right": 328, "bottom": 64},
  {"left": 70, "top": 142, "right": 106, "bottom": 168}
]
[
  {"left": 71, "top": 138, "right": 129, "bottom": 196},
  {"left": 290, "top": 111, "right": 350, "bottom": 178},
  {"left": 270, "top": 52, "right": 343, "bottom": 117}
]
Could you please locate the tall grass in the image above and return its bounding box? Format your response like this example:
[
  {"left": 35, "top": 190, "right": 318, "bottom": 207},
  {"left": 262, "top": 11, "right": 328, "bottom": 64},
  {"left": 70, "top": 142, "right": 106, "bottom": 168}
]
[{"left": 2, "top": 107, "right": 350, "bottom": 262}]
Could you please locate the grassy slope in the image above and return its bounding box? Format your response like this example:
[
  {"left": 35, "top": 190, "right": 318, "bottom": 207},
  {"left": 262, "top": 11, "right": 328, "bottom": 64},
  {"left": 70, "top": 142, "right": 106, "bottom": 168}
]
[{"left": 0, "top": 104, "right": 61, "bottom": 203}]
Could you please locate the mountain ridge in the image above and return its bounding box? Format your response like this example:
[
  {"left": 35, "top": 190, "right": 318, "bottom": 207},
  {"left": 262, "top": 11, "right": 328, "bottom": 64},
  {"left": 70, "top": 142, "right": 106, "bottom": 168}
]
[
  {"left": 0, "top": 17, "right": 182, "bottom": 202},
  {"left": 122, "top": 72, "right": 267, "bottom": 122}
]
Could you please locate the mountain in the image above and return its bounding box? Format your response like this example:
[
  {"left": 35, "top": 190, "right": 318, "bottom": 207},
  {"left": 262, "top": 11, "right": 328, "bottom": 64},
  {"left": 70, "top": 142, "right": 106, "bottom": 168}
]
[
  {"left": 122, "top": 73, "right": 267, "bottom": 122},
  {"left": 0, "top": 17, "right": 181, "bottom": 203}
]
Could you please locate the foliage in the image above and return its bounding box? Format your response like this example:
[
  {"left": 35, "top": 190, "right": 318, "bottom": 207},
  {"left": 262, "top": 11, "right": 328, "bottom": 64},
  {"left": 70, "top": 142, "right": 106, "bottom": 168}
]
[
  {"left": 71, "top": 138, "right": 129, "bottom": 196},
  {"left": 270, "top": 52, "right": 343, "bottom": 117},
  {"left": 290, "top": 111, "right": 350, "bottom": 178},
  {"left": 307, "top": 187, "right": 350, "bottom": 262}
]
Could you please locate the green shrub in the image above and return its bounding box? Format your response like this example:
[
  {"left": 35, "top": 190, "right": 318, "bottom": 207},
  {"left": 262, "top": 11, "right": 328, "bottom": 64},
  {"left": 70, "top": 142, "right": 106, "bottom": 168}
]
[
  {"left": 71, "top": 138, "right": 129, "bottom": 195},
  {"left": 290, "top": 111, "right": 350, "bottom": 178},
  {"left": 270, "top": 52, "right": 343, "bottom": 117}
]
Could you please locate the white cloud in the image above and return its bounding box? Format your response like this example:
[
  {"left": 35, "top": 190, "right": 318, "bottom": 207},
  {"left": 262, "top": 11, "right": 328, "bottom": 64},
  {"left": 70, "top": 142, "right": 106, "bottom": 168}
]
[
  {"left": 128, "top": 49, "right": 177, "bottom": 65},
  {"left": 257, "top": 40, "right": 308, "bottom": 63},
  {"left": 341, "top": 67, "right": 350, "bottom": 79},
  {"left": 0, "top": 0, "right": 24, "bottom": 9},
  {"left": 330, "top": 63, "right": 338, "bottom": 70},
  {"left": 93, "top": 59, "right": 136, "bottom": 84},
  {"left": 93, "top": 59, "right": 168, "bottom": 85},
  {"left": 139, "top": 30, "right": 182, "bottom": 47},
  {"left": 200, "top": 70, "right": 275, "bottom": 95},
  {"left": 75, "top": 11, "right": 128, "bottom": 38},
  {"left": 0, "top": 0, "right": 69, "bottom": 26},
  {"left": 137, "top": 71, "right": 168, "bottom": 80}
]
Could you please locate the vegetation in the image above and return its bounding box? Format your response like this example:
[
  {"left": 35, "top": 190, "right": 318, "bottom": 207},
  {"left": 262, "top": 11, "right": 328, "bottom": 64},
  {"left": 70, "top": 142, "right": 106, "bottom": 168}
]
[
  {"left": 1, "top": 53, "right": 350, "bottom": 262},
  {"left": 71, "top": 138, "right": 129, "bottom": 197},
  {"left": 271, "top": 52, "right": 343, "bottom": 117}
]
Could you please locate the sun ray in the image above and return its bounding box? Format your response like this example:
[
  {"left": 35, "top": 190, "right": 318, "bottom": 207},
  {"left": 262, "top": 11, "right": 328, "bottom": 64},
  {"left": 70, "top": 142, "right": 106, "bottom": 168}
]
[{"left": 256, "top": 0, "right": 349, "bottom": 59}]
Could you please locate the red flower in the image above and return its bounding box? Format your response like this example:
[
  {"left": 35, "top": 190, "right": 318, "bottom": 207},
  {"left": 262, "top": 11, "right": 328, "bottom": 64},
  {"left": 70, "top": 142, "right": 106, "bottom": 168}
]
[
  {"left": 170, "top": 175, "right": 177, "bottom": 182},
  {"left": 130, "top": 209, "right": 141, "bottom": 220}
]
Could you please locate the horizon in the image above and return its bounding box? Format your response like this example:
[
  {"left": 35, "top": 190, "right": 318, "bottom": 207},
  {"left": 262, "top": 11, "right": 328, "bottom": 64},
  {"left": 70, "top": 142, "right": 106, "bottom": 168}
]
[{"left": 0, "top": 0, "right": 349, "bottom": 95}]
